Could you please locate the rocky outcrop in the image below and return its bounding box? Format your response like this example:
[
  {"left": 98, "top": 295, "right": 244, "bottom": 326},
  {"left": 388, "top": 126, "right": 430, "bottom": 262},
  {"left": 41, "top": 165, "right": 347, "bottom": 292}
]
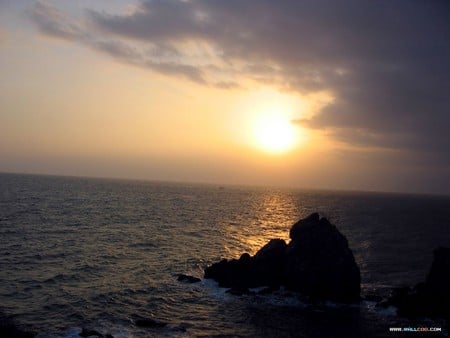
[
  {"left": 285, "top": 213, "right": 361, "bottom": 302},
  {"left": 204, "top": 238, "right": 287, "bottom": 289},
  {"left": 425, "top": 247, "right": 450, "bottom": 312},
  {"left": 204, "top": 213, "right": 361, "bottom": 303},
  {"left": 384, "top": 247, "right": 450, "bottom": 318}
]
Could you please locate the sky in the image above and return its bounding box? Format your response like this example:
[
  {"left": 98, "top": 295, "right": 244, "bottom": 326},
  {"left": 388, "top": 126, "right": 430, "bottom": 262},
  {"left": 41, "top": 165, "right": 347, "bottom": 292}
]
[{"left": 1, "top": 0, "right": 449, "bottom": 194}]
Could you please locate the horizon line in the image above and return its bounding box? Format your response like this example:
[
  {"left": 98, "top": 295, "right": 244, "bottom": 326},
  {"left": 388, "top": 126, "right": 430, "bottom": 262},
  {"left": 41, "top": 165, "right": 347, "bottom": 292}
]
[{"left": 1, "top": 170, "right": 449, "bottom": 198}]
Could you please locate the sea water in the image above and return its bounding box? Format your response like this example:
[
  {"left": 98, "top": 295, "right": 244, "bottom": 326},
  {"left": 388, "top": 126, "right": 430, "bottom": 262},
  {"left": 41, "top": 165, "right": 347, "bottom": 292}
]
[{"left": 1, "top": 173, "right": 449, "bottom": 337}]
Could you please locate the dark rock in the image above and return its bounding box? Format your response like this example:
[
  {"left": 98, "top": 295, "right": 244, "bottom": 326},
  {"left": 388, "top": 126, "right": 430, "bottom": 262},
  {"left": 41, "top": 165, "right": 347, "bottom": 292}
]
[
  {"left": 289, "top": 212, "right": 320, "bottom": 241},
  {"left": 426, "top": 247, "right": 450, "bottom": 304},
  {"left": 257, "top": 285, "right": 280, "bottom": 295},
  {"left": 168, "top": 324, "right": 187, "bottom": 333},
  {"left": 0, "top": 315, "right": 35, "bottom": 338},
  {"left": 387, "top": 247, "right": 450, "bottom": 318},
  {"left": 363, "top": 294, "right": 383, "bottom": 303},
  {"left": 204, "top": 256, "right": 256, "bottom": 288},
  {"left": 254, "top": 239, "right": 286, "bottom": 261},
  {"left": 80, "top": 328, "right": 104, "bottom": 337},
  {"left": 204, "top": 213, "right": 360, "bottom": 303},
  {"left": 204, "top": 259, "right": 230, "bottom": 285},
  {"left": 252, "top": 239, "right": 287, "bottom": 287},
  {"left": 177, "top": 274, "right": 201, "bottom": 283},
  {"left": 383, "top": 286, "right": 427, "bottom": 317},
  {"left": 135, "top": 318, "right": 167, "bottom": 328},
  {"left": 239, "top": 253, "right": 252, "bottom": 263},
  {"left": 204, "top": 240, "right": 287, "bottom": 289},
  {"left": 285, "top": 214, "right": 360, "bottom": 303},
  {"left": 225, "top": 287, "right": 254, "bottom": 296}
]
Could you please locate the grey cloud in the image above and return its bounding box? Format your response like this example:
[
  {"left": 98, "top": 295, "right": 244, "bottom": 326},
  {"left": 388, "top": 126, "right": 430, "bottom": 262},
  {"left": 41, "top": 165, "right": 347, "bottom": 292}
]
[
  {"left": 88, "top": 0, "right": 212, "bottom": 42},
  {"left": 148, "top": 60, "right": 206, "bottom": 84},
  {"left": 30, "top": 1, "right": 85, "bottom": 40},
  {"left": 29, "top": 0, "right": 450, "bottom": 166},
  {"left": 91, "top": 39, "right": 207, "bottom": 83},
  {"left": 30, "top": 1, "right": 210, "bottom": 84}
]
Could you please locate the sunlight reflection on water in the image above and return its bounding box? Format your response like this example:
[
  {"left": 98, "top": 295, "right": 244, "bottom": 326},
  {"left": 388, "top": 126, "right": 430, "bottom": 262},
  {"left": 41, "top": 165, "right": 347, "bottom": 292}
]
[
  {"left": 225, "top": 190, "right": 300, "bottom": 256},
  {"left": 2, "top": 174, "right": 450, "bottom": 337}
]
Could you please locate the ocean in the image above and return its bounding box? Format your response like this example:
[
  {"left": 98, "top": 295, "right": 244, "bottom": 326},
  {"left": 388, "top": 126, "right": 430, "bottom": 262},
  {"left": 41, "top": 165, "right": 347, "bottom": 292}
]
[{"left": 1, "top": 173, "right": 449, "bottom": 337}]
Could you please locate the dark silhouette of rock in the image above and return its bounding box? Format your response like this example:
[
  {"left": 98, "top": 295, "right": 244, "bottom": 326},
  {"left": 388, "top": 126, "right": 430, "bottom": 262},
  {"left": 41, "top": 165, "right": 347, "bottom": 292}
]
[
  {"left": 204, "top": 213, "right": 360, "bottom": 303},
  {"left": 363, "top": 294, "right": 383, "bottom": 302},
  {"left": 204, "top": 258, "right": 237, "bottom": 287},
  {"left": 177, "top": 274, "right": 201, "bottom": 283},
  {"left": 239, "top": 253, "right": 252, "bottom": 264},
  {"left": 80, "top": 328, "right": 104, "bottom": 337},
  {"left": 204, "top": 239, "right": 288, "bottom": 289},
  {"left": 385, "top": 247, "right": 450, "bottom": 318},
  {"left": 285, "top": 214, "right": 360, "bottom": 302},
  {"left": 257, "top": 285, "right": 280, "bottom": 295},
  {"left": 135, "top": 317, "right": 167, "bottom": 328},
  {"left": 0, "top": 314, "right": 35, "bottom": 338},
  {"left": 289, "top": 212, "right": 320, "bottom": 241},
  {"left": 426, "top": 247, "right": 450, "bottom": 309},
  {"left": 253, "top": 239, "right": 287, "bottom": 287},
  {"left": 225, "top": 287, "right": 254, "bottom": 296},
  {"left": 204, "top": 253, "right": 257, "bottom": 288}
]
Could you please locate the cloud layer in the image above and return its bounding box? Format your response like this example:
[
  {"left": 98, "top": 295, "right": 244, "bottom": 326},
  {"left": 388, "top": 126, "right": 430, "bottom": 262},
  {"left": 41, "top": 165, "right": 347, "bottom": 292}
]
[{"left": 30, "top": 0, "right": 450, "bottom": 165}]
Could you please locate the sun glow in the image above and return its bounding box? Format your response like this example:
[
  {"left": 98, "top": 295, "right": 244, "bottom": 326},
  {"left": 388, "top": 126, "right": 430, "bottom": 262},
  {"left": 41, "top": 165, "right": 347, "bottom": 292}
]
[
  {"left": 254, "top": 114, "right": 297, "bottom": 153},
  {"left": 233, "top": 87, "right": 313, "bottom": 154}
]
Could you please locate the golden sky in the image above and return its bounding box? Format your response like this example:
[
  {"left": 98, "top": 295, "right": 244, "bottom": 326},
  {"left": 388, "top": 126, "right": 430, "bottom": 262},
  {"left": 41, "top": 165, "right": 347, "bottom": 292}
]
[{"left": 1, "top": 1, "right": 449, "bottom": 194}]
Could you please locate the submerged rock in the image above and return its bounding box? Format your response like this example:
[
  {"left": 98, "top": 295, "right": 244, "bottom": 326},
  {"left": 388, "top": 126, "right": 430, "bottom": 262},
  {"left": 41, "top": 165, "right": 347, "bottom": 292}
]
[
  {"left": 135, "top": 317, "right": 167, "bottom": 328},
  {"left": 204, "top": 213, "right": 360, "bottom": 303},
  {"left": 225, "top": 287, "right": 254, "bottom": 296},
  {"left": 177, "top": 274, "right": 201, "bottom": 283},
  {"left": 257, "top": 285, "right": 280, "bottom": 295},
  {"left": 80, "top": 328, "right": 105, "bottom": 337}
]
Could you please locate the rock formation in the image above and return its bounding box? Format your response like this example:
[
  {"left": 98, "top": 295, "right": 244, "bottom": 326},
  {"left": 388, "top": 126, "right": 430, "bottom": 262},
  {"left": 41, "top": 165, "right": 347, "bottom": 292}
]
[
  {"left": 384, "top": 247, "right": 450, "bottom": 318},
  {"left": 204, "top": 213, "right": 361, "bottom": 303},
  {"left": 285, "top": 213, "right": 361, "bottom": 302}
]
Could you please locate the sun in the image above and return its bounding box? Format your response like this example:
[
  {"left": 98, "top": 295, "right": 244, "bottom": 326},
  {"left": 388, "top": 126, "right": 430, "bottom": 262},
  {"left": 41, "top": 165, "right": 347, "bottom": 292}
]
[{"left": 253, "top": 114, "right": 297, "bottom": 153}]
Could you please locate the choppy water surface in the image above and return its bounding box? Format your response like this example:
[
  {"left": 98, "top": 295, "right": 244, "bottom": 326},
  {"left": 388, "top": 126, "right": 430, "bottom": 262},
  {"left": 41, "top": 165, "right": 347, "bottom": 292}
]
[{"left": 1, "top": 173, "right": 449, "bottom": 337}]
